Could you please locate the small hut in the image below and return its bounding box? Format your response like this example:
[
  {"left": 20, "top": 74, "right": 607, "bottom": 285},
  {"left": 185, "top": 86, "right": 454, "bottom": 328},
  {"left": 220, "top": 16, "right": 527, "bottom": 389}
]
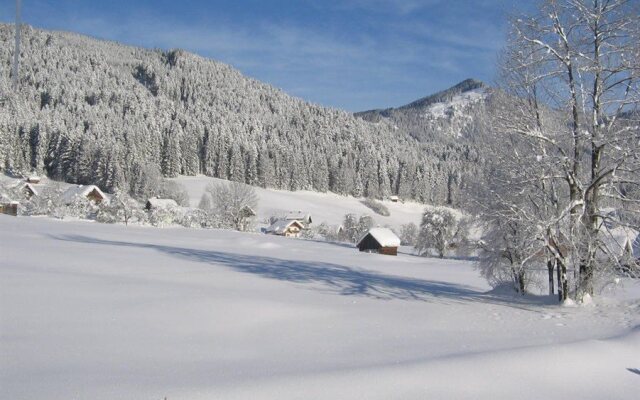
[
  {"left": 389, "top": 195, "right": 400, "bottom": 203},
  {"left": 26, "top": 176, "right": 41, "bottom": 184},
  {"left": 62, "top": 185, "right": 107, "bottom": 205},
  {"left": 266, "top": 219, "right": 305, "bottom": 237},
  {"left": 145, "top": 198, "right": 178, "bottom": 211},
  {"left": 0, "top": 201, "right": 19, "bottom": 216},
  {"left": 20, "top": 183, "right": 38, "bottom": 200},
  {"left": 357, "top": 227, "right": 401, "bottom": 256}
]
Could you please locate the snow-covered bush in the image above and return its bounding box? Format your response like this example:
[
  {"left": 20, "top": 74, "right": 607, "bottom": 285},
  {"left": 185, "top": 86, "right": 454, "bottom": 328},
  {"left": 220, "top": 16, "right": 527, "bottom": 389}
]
[
  {"left": 360, "top": 198, "right": 390, "bottom": 216},
  {"left": 399, "top": 223, "right": 418, "bottom": 246},
  {"left": 96, "top": 191, "right": 146, "bottom": 225},
  {"left": 203, "top": 181, "right": 258, "bottom": 231},
  {"left": 52, "top": 196, "right": 99, "bottom": 220}
]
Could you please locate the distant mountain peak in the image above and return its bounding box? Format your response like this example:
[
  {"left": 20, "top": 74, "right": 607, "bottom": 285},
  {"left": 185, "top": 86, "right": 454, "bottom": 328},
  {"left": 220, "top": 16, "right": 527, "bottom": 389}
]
[{"left": 399, "top": 78, "right": 486, "bottom": 111}]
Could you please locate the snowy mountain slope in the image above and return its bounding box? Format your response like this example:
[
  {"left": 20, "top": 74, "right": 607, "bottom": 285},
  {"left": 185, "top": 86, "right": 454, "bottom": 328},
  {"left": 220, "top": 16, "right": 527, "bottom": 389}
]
[
  {"left": 173, "top": 175, "right": 430, "bottom": 229},
  {"left": 356, "top": 78, "right": 490, "bottom": 141},
  {"left": 1, "top": 216, "right": 639, "bottom": 399},
  {"left": 0, "top": 24, "right": 472, "bottom": 205}
]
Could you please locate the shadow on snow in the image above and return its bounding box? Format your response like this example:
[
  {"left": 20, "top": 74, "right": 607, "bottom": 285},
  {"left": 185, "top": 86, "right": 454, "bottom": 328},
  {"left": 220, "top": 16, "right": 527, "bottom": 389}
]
[{"left": 51, "top": 234, "right": 555, "bottom": 307}]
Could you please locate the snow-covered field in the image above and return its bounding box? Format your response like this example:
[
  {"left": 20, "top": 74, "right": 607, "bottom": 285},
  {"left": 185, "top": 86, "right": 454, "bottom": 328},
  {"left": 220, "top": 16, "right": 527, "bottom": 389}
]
[
  {"left": 173, "top": 175, "right": 429, "bottom": 229},
  {"left": 1, "top": 215, "right": 639, "bottom": 399}
]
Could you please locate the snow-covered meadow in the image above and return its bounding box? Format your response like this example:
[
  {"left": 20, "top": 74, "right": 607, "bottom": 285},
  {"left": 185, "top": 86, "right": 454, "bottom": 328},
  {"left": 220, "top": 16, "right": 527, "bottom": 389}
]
[
  {"left": 173, "top": 175, "right": 430, "bottom": 230},
  {"left": 1, "top": 215, "right": 639, "bottom": 399}
]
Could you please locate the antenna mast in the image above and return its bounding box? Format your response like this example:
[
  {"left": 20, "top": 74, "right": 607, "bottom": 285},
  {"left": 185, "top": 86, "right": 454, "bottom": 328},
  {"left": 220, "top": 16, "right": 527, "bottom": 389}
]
[{"left": 12, "top": 0, "right": 22, "bottom": 91}]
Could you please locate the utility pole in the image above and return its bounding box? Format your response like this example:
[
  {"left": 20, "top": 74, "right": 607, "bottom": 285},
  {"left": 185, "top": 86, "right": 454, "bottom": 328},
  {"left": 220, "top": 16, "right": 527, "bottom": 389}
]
[{"left": 12, "top": 0, "right": 22, "bottom": 91}]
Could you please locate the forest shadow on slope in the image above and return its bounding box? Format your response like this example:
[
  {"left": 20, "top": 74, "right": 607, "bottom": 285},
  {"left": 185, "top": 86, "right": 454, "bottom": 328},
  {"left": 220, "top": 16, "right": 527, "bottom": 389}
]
[{"left": 52, "top": 234, "right": 555, "bottom": 307}]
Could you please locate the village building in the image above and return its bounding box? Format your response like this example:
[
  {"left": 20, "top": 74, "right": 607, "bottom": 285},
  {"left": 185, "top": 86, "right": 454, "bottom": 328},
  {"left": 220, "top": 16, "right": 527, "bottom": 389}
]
[
  {"left": 239, "top": 205, "right": 257, "bottom": 218},
  {"left": 285, "top": 211, "right": 312, "bottom": 226},
  {"left": 26, "top": 176, "right": 41, "bottom": 184},
  {"left": 266, "top": 219, "right": 305, "bottom": 237},
  {"left": 61, "top": 185, "right": 107, "bottom": 205},
  {"left": 145, "top": 198, "right": 179, "bottom": 211},
  {"left": 19, "top": 183, "right": 38, "bottom": 200},
  {"left": 389, "top": 195, "right": 400, "bottom": 203},
  {"left": 357, "top": 227, "right": 401, "bottom": 256}
]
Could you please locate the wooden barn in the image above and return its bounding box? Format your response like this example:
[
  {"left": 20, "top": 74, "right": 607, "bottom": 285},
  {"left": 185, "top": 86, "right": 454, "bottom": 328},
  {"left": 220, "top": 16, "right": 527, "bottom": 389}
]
[
  {"left": 266, "top": 219, "right": 305, "bottom": 237},
  {"left": 0, "top": 201, "right": 19, "bottom": 216},
  {"left": 357, "top": 227, "right": 401, "bottom": 256},
  {"left": 61, "top": 185, "right": 107, "bottom": 205}
]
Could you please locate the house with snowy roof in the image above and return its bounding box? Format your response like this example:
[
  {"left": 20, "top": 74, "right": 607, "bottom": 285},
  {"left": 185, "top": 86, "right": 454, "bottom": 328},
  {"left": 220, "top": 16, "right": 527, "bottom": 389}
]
[
  {"left": 145, "top": 198, "right": 179, "bottom": 211},
  {"left": 266, "top": 219, "right": 305, "bottom": 237},
  {"left": 357, "top": 227, "right": 401, "bottom": 256},
  {"left": 285, "top": 211, "right": 312, "bottom": 226},
  {"left": 61, "top": 185, "right": 107, "bottom": 205},
  {"left": 602, "top": 226, "right": 639, "bottom": 265},
  {"left": 19, "top": 183, "right": 38, "bottom": 200}
]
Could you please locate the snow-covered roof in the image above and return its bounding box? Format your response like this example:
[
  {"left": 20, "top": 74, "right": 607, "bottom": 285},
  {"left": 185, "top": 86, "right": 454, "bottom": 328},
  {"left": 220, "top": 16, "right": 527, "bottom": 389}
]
[
  {"left": 389, "top": 195, "right": 399, "bottom": 200},
  {"left": 26, "top": 175, "right": 41, "bottom": 182},
  {"left": 266, "top": 219, "right": 304, "bottom": 234},
  {"left": 61, "top": 185, "right": 106, "bottom": 204},
  {"left": 602, "top": 226, "right": 639, "bottom": 258},
  {"left": 239, "top": 205, "right": 257, "bottom": 217},
  {"left": 358, "top": 228, "right": 401, "bottom": 248},
  {"left": 20, "top": 183, "right": 38, "bottom": 196},
  {"left": 285, "top": 211, "right": 312, "bottom": 223},
  {"left": 146, "top": 198, "right": 178, "bottom": 210}
]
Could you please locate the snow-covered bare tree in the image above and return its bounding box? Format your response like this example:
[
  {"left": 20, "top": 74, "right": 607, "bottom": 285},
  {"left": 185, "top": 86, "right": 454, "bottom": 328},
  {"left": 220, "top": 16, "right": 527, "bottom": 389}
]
[
  {"left": 416, "top": 208, "right": 466, "bottom": 258},
  {"left": 477, "top": 0, "right": 640, "bottom": 300},
  {"left": 206, "top": 181, "right": 258, "bottom": 231}
]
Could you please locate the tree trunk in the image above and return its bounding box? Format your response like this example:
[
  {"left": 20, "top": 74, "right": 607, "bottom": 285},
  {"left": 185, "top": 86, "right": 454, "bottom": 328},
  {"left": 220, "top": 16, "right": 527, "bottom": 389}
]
[
  {"left": 547, "top": 259, "right": 555, "bottom": 296},
  {"left": 557, "top": 258, "right": 568, "bottom": 302}
]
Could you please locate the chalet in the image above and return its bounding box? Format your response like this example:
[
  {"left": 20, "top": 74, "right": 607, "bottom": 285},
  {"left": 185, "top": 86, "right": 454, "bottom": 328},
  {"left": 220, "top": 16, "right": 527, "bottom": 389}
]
[
  {"left": 604, "top": 226, "right": 639, "bottom": 261},
  {"left": 357, "top": 227, "right": 401, "bottom": 256},
  {"left": 145, "top": 198, "right": 178, "bottom": 211},
  {"left": 26, "top": 176, "right": 41, "bottom": 184},
  {"left": 0, "top": 201, "right": 19, "bottom": 216},
  {"left": 61, "top": 185, "right": 107, "bottom": 205},
  {"left": 285, "top": 211, "right": 312, "bottom": 226},
  {"left": 266, "top": 219, "right": 305, "bottom": 237},
  {"left": 19, "top": 183, "right": 38, "bottom": 200},
  {"left": 389, "top": 195, "right": 400, "bottom": 203},
  {"left": 239, "top": 205, "right": 257, "bottom": 218}
]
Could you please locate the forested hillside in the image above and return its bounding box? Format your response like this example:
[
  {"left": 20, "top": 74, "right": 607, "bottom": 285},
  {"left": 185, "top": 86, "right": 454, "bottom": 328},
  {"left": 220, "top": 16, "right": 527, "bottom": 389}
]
[{"left": 0, "top": 24, "right": 480, "bottom": 205}]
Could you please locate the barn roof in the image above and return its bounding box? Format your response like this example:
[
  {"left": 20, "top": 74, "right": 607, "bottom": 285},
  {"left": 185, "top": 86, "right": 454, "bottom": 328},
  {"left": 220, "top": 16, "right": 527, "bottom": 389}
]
[
  {"left": 146, "top": 198, "right": 179, "bottom": 210},
  {"left": 61, "top": 185, "right": 106, "bottom": 204},
  {"left": 266, "top": 219, "right": 304, "bottom": 234},
  {"left": 358, "top": 228, "right": 401, "bottom": 248},
  {"left": 20, "top": 183, "right": 38, "bottom": 196}
]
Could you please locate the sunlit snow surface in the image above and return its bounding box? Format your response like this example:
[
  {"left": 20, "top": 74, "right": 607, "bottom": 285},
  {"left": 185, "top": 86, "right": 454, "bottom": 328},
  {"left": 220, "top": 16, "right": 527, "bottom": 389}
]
[{"left": 1, "top": 216, "right": 639, "bottom": 399}]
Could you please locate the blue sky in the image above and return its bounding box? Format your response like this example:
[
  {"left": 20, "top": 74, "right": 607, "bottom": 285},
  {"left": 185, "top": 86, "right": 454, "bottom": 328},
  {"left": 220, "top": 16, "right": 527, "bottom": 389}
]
[{"left": 1, "top": 0, "right": 528, "bottom": 111}]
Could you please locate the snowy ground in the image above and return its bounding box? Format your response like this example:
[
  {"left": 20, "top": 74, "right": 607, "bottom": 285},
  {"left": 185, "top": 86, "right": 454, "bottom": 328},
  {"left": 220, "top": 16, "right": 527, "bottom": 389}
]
[
  {"left": 172, "top": 175, "right": 430, "bottom": 230},
  {"left": 1, "top": 216, "right": 639, "bottom": 399}
]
